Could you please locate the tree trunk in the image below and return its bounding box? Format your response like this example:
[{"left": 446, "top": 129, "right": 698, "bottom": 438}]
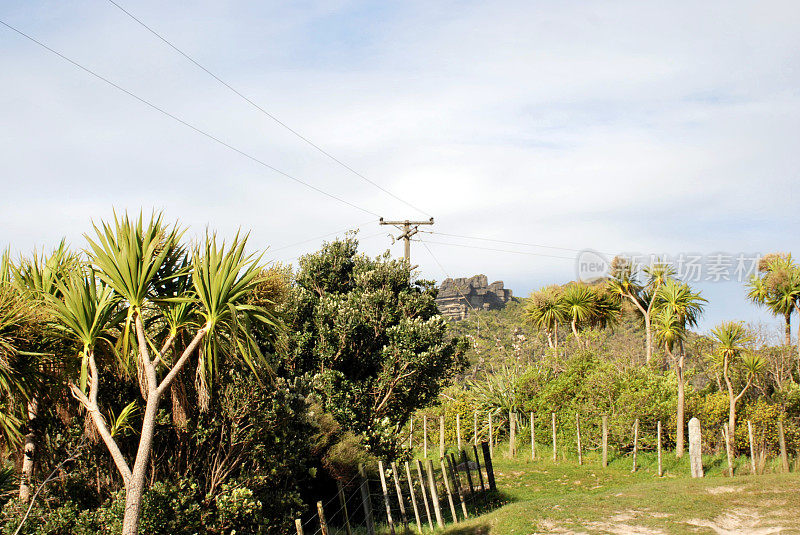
[
  {"left": 795, "top": 305, "right": 800, "bottom": 375},
  {"left": 121, "top": 389, "right": 162, "bottom": 535},
  {"left": 546, "top": 330, "right": 554, "bottom": 349},
  {"left": 676, "top": 351, "right": 685, "bottom": 458},
  {"left": 571, "top": 318, "right": 580, "bottom": 343},
  {"left": 784, "top": 312, "right": 792, "bottom": 347},
  {"left": 644, "top": 311, "right": 652, "bottom": 364},
  {"left": 554, "top": 323, "right": 559, "bottom": 357},
  {"left": 19, "top": 397, "right": 38, "bottom": 503},
  {"left": 722, "top": 355, "right": 737, "bottom": 455}
]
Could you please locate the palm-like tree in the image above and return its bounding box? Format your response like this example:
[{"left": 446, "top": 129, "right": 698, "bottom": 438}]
[
  {"left": 560, "top": 283, "right": 620, "bottom": 346},
  {"left": 710, "top": 321, "right": 761, "bottom": 459},
  {"left": 608, "top": 257, "right": 674, "bottom": 363},
  {"left": 653, "top": 279, "right": 706, "bottom": 458},
  {"left": 50, "top": 213, "right": 279, "bottom": 535},
  {"left": 746, "top": 253, "right": 800, "bottom": 368},
  {"left": 524, "top": 286, "right": 566, "bottom": 352}
]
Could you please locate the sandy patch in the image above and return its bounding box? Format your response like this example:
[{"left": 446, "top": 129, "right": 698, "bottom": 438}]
[
  {"left": 706, "top": 485, "right": 742, "bottom": 495},
  {"left": 684, "top": 507, "right": 786, "bottom": 535}
]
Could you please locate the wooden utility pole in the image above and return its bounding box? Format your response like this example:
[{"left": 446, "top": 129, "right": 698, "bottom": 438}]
[{"left": 379, "top": 217, "right": 434, "bottom": 265}]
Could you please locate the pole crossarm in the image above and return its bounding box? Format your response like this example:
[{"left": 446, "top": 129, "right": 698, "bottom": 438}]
[{"left": 379, "top": 217, "right": 434, "bottom": 264}]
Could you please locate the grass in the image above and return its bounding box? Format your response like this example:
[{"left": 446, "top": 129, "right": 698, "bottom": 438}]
[{"left": 436, "top": 442, "right": 800, "bottom": 534}]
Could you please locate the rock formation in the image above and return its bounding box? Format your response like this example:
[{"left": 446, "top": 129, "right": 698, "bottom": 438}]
[{"left": 435, "top": 274, "right": 512, "bottom": 320}]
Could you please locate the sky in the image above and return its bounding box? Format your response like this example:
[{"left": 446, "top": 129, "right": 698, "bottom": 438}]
[{"left": 1, "top": 0, "right": 799, "bottom": 334}]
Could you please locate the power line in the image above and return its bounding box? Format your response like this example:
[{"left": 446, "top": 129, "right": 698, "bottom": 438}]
[
  {"left": 105, "top": 0, "right": 432, "bottom": 219},
  {"left": 0, "top": 19, "right": 379, "bottom": 218},
  {"left": 412, "top": 239, "right": 575, "bottom": 260},
  {"left": 269, "top": 219, "right": 378, "bottom": 253}
]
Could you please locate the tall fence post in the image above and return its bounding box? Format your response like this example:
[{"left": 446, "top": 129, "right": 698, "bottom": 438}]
[
  {"left": 457, "top": 413, "right": 462, "bottom": 451},
  {"left": 551, "top": 413, "right": 557, "bottom": 462},
  {"left": 423, "top": 415, "right": 428, "bottom": 458},
  {"left": 747, "top": 420, "right": 756, "bottom": 475},
  {"left": 657, "top": 420, "right": 663, "bottom": 477},
  {"left": 317, "top": 501, "right": 329, "bottom": 535},
  {"left": 481, "top": 441, "right": 496, "bottom": 491},
  {"left": 439, "top": 458, "right": 459, "bottom": 522},
  {"left": 602, "top": 415, "right": 608, "bottom": 467},
  {"left": 404, "top": 461, "right": 423, "bottom": 533},
  {"left": 295, "top": 518, "right": 304, "bottom": 535},
  {"left": 689, "top": 417, "right": 703, "bottom": 478},
  {"left": 378, "top": 461, "right": 396, "bottom": 534},
  {"left": 461, "top": 449, "right": 475, "bottom": 496},
  {"left": 576, "top": 413, "right": 582, "bottom": 466},
  {"left": 447, "top": 454, "right": 468, "bottom": 519},
  {"left": 415, "top": 460, "right": 434, "bottom": 531},
  {"left": 337, "top": 481, "right": 352, "bottom": 535},
  {"left": 425, "top": 459, "right": 445, "bottom": 528},
  {"left": 390, "top": 462, "right": 408, "bottom": 528},
  {"left": 509, "top": 411, "right": 516, "bottom": 457},
  {"left": 530, "top": 412, "right": 536, "bottom": 460},
  {"left": 632, "top": 419, "right": 639, "bottom": 472},
  {"left": 359, "top": 463, "right": 376, "bottom": 535},
  {"left": 473, "top": 443, "right": 486, "bottom": 494},
  {"left": 474, "top": 410, "right": 478, "bottom": 446},
  {"left": 409, "top": 417, "right": 413, "bottom": 449},
  {"left": 440, "top": 416, "right": 446, "bottom": 459},
  {"left": 488, "top": 413, "right": 494, "bottom": 459},
  {"left": 778, "top": 419, "right": 790, "bottom": 472}
]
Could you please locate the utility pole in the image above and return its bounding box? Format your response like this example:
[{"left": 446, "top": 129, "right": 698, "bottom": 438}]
[{"left": 380, "top": 217, "right": 434, "bottom": 265}]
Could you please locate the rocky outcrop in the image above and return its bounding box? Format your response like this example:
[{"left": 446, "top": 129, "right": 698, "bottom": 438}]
[{"left": 435, "top": 274, "right": 512, "bottom": 320}]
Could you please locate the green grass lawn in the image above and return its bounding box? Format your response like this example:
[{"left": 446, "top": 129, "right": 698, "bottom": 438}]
[{"left": 436, "top": 443, "right": 800, "bottom": 534}]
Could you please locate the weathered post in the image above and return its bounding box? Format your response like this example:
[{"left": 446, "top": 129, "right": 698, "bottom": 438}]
[
  {"left": 576, "top": 413, "right": 582, "bottom": 466},
  {"left": 632, "top": 419, "right": 639, "bottom": 472},
  {"left": 378, "top": 461, "right": 396, "bottom": 534},
  {"left": 423, "top": 415, "right": 428, "bottom": 458},
  {"left": 336, "top": 481, "right": 352, "bottom": 535},
  {"left": 747, "top": 420, "right": 756, "bottom": 475},
  {"left": 488, "top": 413, "right": 494, "bottom": 459},
  {"left": 404, "top": 461, "right": 423, "bottom": 533},
  {"left": 390, "top": 462, "right": 408, "bottom": 527},
  {"left": 425, "top": 459, "right": 444, "bottom": 528},
  {"left": 473, "top": 444, "right": 486, "bottom": 493},
  {"left": 602, "top": 415, "right": 608, "bottom": 468},
  {"left": 481, "top": 441, "right": 496, "bottom": 491},
  {"left": 530, "top": 412, "right": 536, "bottom": 460},
  {"left": 359, "top": 463, "right": 376, "bottom": 535},
  {"left": 447, "top": 454, "right": 468, "bottom": 519},
  {"left": 317, "top": 501, "right": 329, "bottom": 535},
  {"left": 509, "top": 411, "right": 516, "bottom": 457},
  {"left": 688, "top": 417, "right": 703, "bottom": 478},
  {"left": 295, "top": 519, "right": 304, "bottom": 535},
  {"left": 461, "top": 449, "right": 475, "bottom": 496},
  {"left": 415, "top": 460, "right": 434, "bottom": 531},
  {"left": 440, "top": 416, "right": 446, "bottom": 459},
  {"left": 474, "top": 410, "right": 478, "bottom": 446},
  {"left": 552, "top": 413, "right": 557, "bottom": 462},
  {"left": 778, "top": 419, "right": 790, "bottom": 473},
  {"left": 657, "top": 420, "right": 663, "bottom": 477},
  {"left": 439, "top": 458, "right": 458, "bottom": 523},
  {"left": 722, "top": 425, "right": 734, "bottom": 477},
  {"left": 409, "top": 417, "right": 413, "bottom": 449},
  {"left": 457, "top": 413, "right": 462, "bottom": 451}
]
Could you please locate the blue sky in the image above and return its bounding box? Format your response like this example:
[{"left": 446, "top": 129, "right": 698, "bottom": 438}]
[{"left": 1, "top": 0, "right": 799, "bottom": 335}]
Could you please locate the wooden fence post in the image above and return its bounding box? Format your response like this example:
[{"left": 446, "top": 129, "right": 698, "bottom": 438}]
[
  {"left": 747, "top": 420, "right": 756, "bottom": 475},
  {"left": 336, "top": 481, "right": 352, "bottom": 535},
  {"left": 778, "top": 419, "right": 790, "bottom": 472},
  {"left": 461, "top": 449, "right": 475, "bottom": 496},
  {"left": 423, "top": 415, "right": 428, "bottom": 458},
  {"left": 440, "top": 416, "right": 446, "bottom": 459},
  {"left": 317, "top": 501, "right": 329, "bottom": 535},
  {"left": 531, "top": 412, "right": 536, "bottom": 460},
  {"left": 378, "top": 461, "right": 396, "bottom": 534},
  {"left": 404, "top": 461, "right": 423, "bottom": 532},
  {"left": 509, "top": 411, "right": 516, "bottom": 457},
  {"left": 576, "top": 413, "right": 582, "bottom": 466},
  {"left": 632, "top": 419, "right": 639, "bottom": 472},
  {"left": 473, "top": 444, "right": 486, "bottom": 493},
  {"left": 440, "top": 458, "right": 459, "bottom": 522},
  {"left": 295, "top": 518, "right": 304, "bottom": 535},
  {"left": 390, "top": 462, "right": 408, "bottom": 527},
  {"left": 481, "top": 441, "right": 496, "bottom": 491},
  {"left": 457, "top": 414, "right": 462, "bottom": 451},
  {"left": 602, "top": 415, "right": 608, "bottom": 467},
  {"left": 474, "top": 410, "right": 478, "bottom": 446},
  {"left": 415, "top": 460, "right": 434, "bottom": 531},
  {"left": 657, "top": 420, "right": 663, "bottom": 477},
  {"left": 551, "top": 413, "right": 557, "bottom": 462},
  {"left": 722, "top": 425, "right": 733, "bottom": 477},
  {"left": 359, "top": 463, "right": 376, "bottom": 535},
  {"left": 425, "top": 459, "right": 444, "bottom": 528},
  {"left": 409, "top": 417, "right": 413, "bottom": 449},
  {"left": 488, "top": 413, "right": 494, "bottom": 459},
  {"left": 448, "top": 454, "right": 468, "bottom": 519}
]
